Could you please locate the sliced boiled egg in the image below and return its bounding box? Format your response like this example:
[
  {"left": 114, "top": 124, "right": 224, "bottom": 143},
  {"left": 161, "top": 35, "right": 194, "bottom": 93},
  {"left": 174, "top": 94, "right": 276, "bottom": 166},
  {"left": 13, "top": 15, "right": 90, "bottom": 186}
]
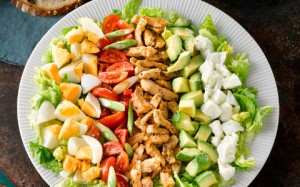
[
  {"left": 81, "top": 93, "right": 101, "bottom": 118},
  {"left": 58, "top": 119, "right": 88, "bottom": 140},
  {"left": 65, "top": 28, "right": 84, "bottom": 44},
  {"left": 81, "top": 74, "right": 100, "bottom": 94},
  {"left": 54, "top": 100, "right": 86, "bottom": 121},
  {"left": 68, "top": 137, "right": 88, "bottom": 156},
  {"left": 82, "top": 54, "right": 98, "bottom": 76},
  {"left": 73, "top": 169, "right": 87, "bottom": 184},
  {"left": 81, "top": 39, "right": 100, "bottom": 54},
  {"left": 70, "top": 43, "right": 82, "bottom": 61},
  {"left": 82, "top": 167, "right": 101, "bottom": 180},
  {"left": 41, "top": 63, "right": 61, "bottom": 84},
  {"left": 60, "top": 170, "right": 73, "bottom": 178},
  {"left": 36, "top": 100, "right": 56, "bottom": 125},
  {"left": 63, "top": 154, "right": 80, "bottom": 173},
  {"left": 82, "top": 135, "right": 103, "bottom": 164},
  {"left": 52, "top": 45, "right": 72, "bottom": 68},
  {"left": 42, "top": 124, "right": 61, "bottom": 149},
  {"left": 60, "top": 82, "right": 82, "bottom": 103},
  {"left": 59, "top": 61, "right": 83, "bottom": 83},
  {"left": 78, "top": 17, "right": 104, "bottom": 39},
  {"left": 76, "top": 146, "right": 92, "bottom": 161}
]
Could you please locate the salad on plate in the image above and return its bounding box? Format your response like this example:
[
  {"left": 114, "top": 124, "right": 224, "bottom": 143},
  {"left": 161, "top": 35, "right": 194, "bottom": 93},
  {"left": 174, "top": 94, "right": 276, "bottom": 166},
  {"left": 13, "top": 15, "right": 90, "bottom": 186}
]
[{"left": 28, "top": 0, "right": 273, "bottom": 186}]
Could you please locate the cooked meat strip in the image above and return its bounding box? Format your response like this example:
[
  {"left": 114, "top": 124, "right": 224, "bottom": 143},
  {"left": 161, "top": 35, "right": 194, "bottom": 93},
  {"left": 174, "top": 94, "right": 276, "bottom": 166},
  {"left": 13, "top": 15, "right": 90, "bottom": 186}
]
[
  {"left": 135, "top": 118, "right": 147, "bottom": 132},
  {"left": 147, "top": 51, "right": 169, "bottom": 62},
  {"left": 140, "top": 79, "right": 178, "bottom": 101},
  {"left": 146, "top": 25, "right": 164, "bottom": 34},
  {"left": 135, "top": 17, "right": 147, "bottom": 46},
  {"left": 160, "top": 71, "right": 181, "bottom": 80},
  {"left": 171, "top": 161, "right": 182, "bottom": 174},
  {"left": 141, "top": 157, "right": 161, "bottom": 173},
  {"left": 153, "top": 109, "right": 178, "bottom": 135},
  {"left": 141, "top": 177, "right": 153, "bottom": 187},
  {"left": 143, "top": 29, "right": 156, "bottom": 47},
  {"left": 148, "top": 134, "right": 169, "bottom": 145},
  {"left": 135, "top": 63, "right": 150, "bottom": 76},
  {"left": 154, "top": 80, "right": 172, "bottom": 90},
  {"left": 130, "top": 160, "right": 142, "bottom": 187},
  {"left": 162, "top": 136, "right": 179, "bottom": 164},
  {"left": 145, "top": 143, "right": 166, "bottom": 167},
  {"left": 128, "top": 132, "right": 145, "bottom": 146},
  {"left": 125, "top": 46, "right": 157, "bottom": 58},
  {"left": 160, "top": 171, "right": 175, "bottom": 187},
  {"left": 159, "top": 101, "right": 169, "bottom": 119},
  {"left": 138, "top": 68, "right": 161, "bottom": 79},
  {"left": 155, "top": 35, "right": 166, "bottom": 48},
  {"left": 164, "top": 135, "right": 179, "bottom": 149},
  {"left": 136, "top": 59, "right": 168, "bottom": 70},
  {"left": 150, "top": 94, "right": 162, "bottom": 109},
  {"left": 131, "top": 15, "right": 140, "bottom": 24},
  {"left": 146, "top": 125, "right": 170, "bottom": 135},
  {"left": 131, "top": 15, "right": 168, "bottom": 28},
  {"left": 140, "top": 110, "right": 154, "bottom": 130},
  {"left": 167, "top": 101, "right": 179, "bottom": 113},
  {"left": 131, "top": 86, "right": 153, "bottom": 114},
  {"left": 130, "top": 57, "right": 138, "bottom": 65}
]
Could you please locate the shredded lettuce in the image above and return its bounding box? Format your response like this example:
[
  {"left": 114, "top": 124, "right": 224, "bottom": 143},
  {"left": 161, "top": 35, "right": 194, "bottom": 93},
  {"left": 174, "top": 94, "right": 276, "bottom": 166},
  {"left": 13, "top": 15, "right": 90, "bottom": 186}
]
[
  {"left": 42, "top": 49, "right": 54, "bottom": 63},
  {"left": 162, "top": 9, "right": 181, "bottom": 26},
  {"left": 61, "top": 26, "right": 78, "bottom": 36},
  {"left": 234, "top": 154, "right": 255, "bottom": 171},
  {"left": 200, "top": 14, "right": 218, "bottom": 35},
  {"left": 121, "top": 0, "right": 143, "bottom": 22},
  {"left": 139, "top": 8, "right": 162, "bottom": 18},
  {"left": 54, "top": 178, "right": 107, "bottom": 187},
  {"left": 226, "top": 54, "right": 249, "bottom": 86}
]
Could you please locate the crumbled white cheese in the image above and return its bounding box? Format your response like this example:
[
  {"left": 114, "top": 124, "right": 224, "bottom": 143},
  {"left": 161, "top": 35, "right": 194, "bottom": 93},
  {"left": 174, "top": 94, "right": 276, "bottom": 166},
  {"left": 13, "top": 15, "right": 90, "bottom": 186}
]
[{"left": 222, "top": 119, "right": 244, "bottom": 135}]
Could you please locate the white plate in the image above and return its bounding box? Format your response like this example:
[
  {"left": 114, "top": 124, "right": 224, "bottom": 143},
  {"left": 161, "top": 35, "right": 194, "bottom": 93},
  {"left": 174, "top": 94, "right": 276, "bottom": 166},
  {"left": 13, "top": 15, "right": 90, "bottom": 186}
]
[{"left": 17, "top": 0, "right": 279, "bottom": 186}]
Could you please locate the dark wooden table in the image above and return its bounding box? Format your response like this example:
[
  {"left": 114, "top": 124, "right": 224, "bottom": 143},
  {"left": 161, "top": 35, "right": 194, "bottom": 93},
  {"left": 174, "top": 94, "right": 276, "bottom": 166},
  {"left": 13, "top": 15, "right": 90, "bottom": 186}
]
[{"left": 0, "top": 0, "right": 299, "bottom": 186}]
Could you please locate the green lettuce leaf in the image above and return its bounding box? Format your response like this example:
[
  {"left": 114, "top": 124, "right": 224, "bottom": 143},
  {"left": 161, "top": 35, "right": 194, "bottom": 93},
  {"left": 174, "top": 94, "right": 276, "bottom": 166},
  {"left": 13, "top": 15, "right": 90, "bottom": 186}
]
[
  {"left": 162, "top": 9, "right": 181, "bottom": 27},
  {"left": 139, "top": 8, "right": 162, "bottom": 18},
  {"left": 61, "top": 26, "right": 78, "bottom": 36},
  {"left": 217, "top": 41, "right": 234, "bottom": 64},
  {"left": 227, "top": 53, "right": 249, "bottom": 86},
  {"left": 54, "top": 177, "right": 80, "bottom": 187},
  {"left": 121, "top": 0, "right": 142, "bottom": 22},
  {"left": 234, "top": 154, "right": 255, "bottom": 171},
  {"left": 200, "top": 14, "right": 218, "bottom": 35},
  {"left": 42, "top": 49, "right": 54, "bottom": 63},
  {"left": 112, "top": 9, "right": 122, "bottom": 17}
]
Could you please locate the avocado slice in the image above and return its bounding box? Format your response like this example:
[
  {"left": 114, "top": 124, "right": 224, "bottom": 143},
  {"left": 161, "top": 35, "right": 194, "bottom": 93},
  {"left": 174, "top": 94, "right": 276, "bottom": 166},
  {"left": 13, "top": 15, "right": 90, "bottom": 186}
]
[
  {"left": 170, "top": 27, "right": 194, "bottom": 40},
  {"left": 183, "top": 35, "right": 195, "bottom": 56},
  {"left": 166, "top": 34, "right": 182, "bottom": 61},
  {"left": 176, "top": 148, "right": 201, "bottom": 162},
  {"left": 171, "top": 111, "right": 195, "bottom": 135},
  {"left": 174, "top": 17, "right": 191, "bottom": 27},
  {"left": 190, "top": 121, "right": 200, "bottom": 136},
  {"left": 194, "top": 125, "right": 212, "bottom": 142},
  {"left": 189, "top": 72, "right": 202, "bottom": 91},
  {"left": 181, "top": 90, "right": 204, "bottom": 107},
  {"left": 194, "top": 171, "right": 218, "bottom": 187},
  {"left": 194, "top": 109, "right": 212, "bottom": 124},
  {"left": 179, "top": 99, "right": 196, "bottom": 118},
  {"left": 197, "top": 140, "right": 218, "bottom": 165},
  {"left": 172, "top": 77, "right": 190, "bottom": 93},
  {"left": 167, "top": 51, "right": 191, "bottom": 72},
  {"left": 185, "top": 152, "right": 211, "bottom": 177},
  {"left": 181, "top": 55, "right": 204, "bottom": 78},
  {"left": 179, "top": 130, "right": 197, "bottom": 148}
]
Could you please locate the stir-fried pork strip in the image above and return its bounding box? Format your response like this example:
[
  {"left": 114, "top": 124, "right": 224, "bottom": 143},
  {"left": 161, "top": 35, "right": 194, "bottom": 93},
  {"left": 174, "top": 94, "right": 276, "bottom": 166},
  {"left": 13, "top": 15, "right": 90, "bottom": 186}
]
[
  {"left": 135, "top": 17, "right": 147, "bottom": 46},
  {"left": 167, "top": 101, "right": 179, "bottom": 113},
  {"left": 146, "top": 125, "right": 170, "bottom": 135},
  {"left": 153, "top": 109, "right": 178, "bottom": 135},
  {"left": 154, "top": 80, "right": 172, "bottom": 90},
  {"left": 131, "top": 86, "right": 153, "bottom": 114},
  {"left": 141, "top": 177, "right": 153, "bottom": 187},
  {"left": 131, "top": 15, "right": 168, "bottom": 28},
  {"left": 143, "top": 29, "right": 156, "bottom": 47},
  {"left": 125, "top": 46, "right": 157, "bottom": 58}
]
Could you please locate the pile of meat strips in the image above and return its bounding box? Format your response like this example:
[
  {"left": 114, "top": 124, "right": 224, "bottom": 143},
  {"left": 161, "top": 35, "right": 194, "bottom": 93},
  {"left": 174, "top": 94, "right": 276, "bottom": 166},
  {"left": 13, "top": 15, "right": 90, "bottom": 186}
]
[{"left": 125, "top": 15, "right": 181, "bottom": 187}]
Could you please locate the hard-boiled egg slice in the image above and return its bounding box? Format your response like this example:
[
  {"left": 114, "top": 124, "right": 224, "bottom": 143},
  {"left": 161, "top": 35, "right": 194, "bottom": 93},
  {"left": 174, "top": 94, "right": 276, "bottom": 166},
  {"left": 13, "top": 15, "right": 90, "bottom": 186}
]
[
  {"left": 54, "top": 100, "right": 86, "bottom": 122},
  {"left": 81, "top": 39, "right": 99, "bottom": 54},
  {"left": 81, "top": 74, "right": 100, "bottom": 94},
  {"left": 82, "top": 135, "right": 103, "bottom": 164},
  {"left": 68, "top": 137, "right": 88, "bottom": 156},
  {"left": 42, "top": 124, "right": 61, "bottom": 149},
  {"left": 78, "top": 17, "right": 104, "bottom": 39},
  {"left": 70, "top": 43, "right": 82, "bottom": 61},
  {"left": 73, "top": 169, "right": 87, "bottom": 184},
  {"left": 82, "top": 54, "right": 98, "bottom": 76},
  {"left": 58, "top": 119, "right": 88, "bottom": 140},
  {"left": 76, "top": 146, "right": 92, "bottom": 161},
  {"left": 82, "top": 167, "right": 101, "bottom": 180},
  {"left": 65, "top": 28, "right": 84, "bottom": 44},
  {"left": 41, "top": 63, "right": 61, "bottom": 84},
  {"left": 59, "top": 61, "right": 83, "bottom": 83},
  {"left": 63, "top": 154, "right": 80, "bottom": 173},
  {"left": 60, "top": 170, "right": 73, "bottom": 178},
  {"left": 81, "top": 93, "right": 101, "bottom": 118},
  {"left": 36, "top": 101, "right": 56, "bottom": 125},
  {"left": 60, "top": 82, "right": 82, "bottom": 103},
  {"left": 52, "top": 45, "right": 72, "bottom": 68}
]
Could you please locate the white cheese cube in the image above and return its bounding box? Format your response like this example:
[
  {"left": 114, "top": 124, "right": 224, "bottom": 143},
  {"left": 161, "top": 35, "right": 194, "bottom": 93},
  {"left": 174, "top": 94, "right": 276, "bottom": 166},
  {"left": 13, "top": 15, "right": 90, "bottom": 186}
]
[
  {"left": 222, "top": 119, "right": 244, "bottom": 135},
  {"left": 215, "top": 64, "right": 232, "bottom": 78},
  {"left": 219, "top": 102, "right": 233, "bottom": 122},
  {"left": 199, "top": 60, "right": 214, "bottom": 75},
  {"left": 211, "top": 136, "right": 222, "bottom": 147},
  {"left": 223, "top": 74, "right": 242, "bottom": 89},
  {"left": 206, "top": 52, "right": 227, "bottom": 65},
  {"left": 211, "top": 89, "right": 227, "bottom": 105},
  {"left": 217, "top": 133, "right": 239, "bottom": 163},
  {"left": 218, "top": 160, "right": 236, "bottom": 181},
  {"left": 226, "top": 91, "right": 239, "bottom": 106},
  {"left": 214, "top": 75, "right": 223, "bottom": 90},
  {"left": 209, "top": 120, "right": 224, "bottom": 137},
  {"left": 204, "top": 88, "right": 214, "bottom": 103},
  {"left": 195, "top": 35, "right": 214, "bottom": 58},
  {"left": 201, "top": 100, "right": 222, "bottom": 119}
]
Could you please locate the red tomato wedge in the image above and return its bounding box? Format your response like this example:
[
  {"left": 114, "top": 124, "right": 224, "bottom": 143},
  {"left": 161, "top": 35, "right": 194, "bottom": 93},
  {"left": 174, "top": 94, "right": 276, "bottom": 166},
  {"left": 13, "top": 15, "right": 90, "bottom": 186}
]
[
  {"left": 100, "top": 157, "right": 116, "bottom": 182},
  {"left": 99, "top": 63, "right": 110, "bottom": 72},
  {"left": 106, "top": 62, "right": 134, "bottom": 73},
  {"left": 115, "top": 151, "right": 129, "bottom": 175},
  {"left": 100, "top": 50, "right": 128, "bottom": 63},
  {"left": 114, "top": 120, "right": 127, "bottom": 132},
  {"left": 116, "top": 174, "right": 129, "bottom": 187},
  {"left": 99, "top": 111, "right": 126, "bottom": 129},
  {"left": 114, "top": 129, "right": 128, "bottom": 147},
  {"left": 103, "top": 141, "right": 124, "bottom": 156},
  {"left": 96, "top": 38, "right": 111, "bottom": 51},
  {"left": 92, "top": 87, "right": 119, "bottom": 101},
  {"left": 100, "top": 107, "right": 112, "bottom": 119},
  {"left": 102, "top": 14, "right": 119, "bottom": 34},
  {"left": 99, "top": 72, "right": 128, "bottom": 84},
  {"left": 86, "top": 125, "right": 100, "bottom": 140},
  {"left": 123, "top": 88, "right": 132, "bottom": 97},
  {"left": 116, "top": 20, "right": 135, "bottom": 30}
]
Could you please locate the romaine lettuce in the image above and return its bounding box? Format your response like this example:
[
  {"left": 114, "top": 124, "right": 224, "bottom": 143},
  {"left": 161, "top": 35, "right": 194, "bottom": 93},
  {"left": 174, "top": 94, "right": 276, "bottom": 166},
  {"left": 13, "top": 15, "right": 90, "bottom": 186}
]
[
  {"left": 121, "top": 0, "right": 142, "bottom": 22},
  {"left": 139, "top": 8, "right": 162, "bottom": 18}
]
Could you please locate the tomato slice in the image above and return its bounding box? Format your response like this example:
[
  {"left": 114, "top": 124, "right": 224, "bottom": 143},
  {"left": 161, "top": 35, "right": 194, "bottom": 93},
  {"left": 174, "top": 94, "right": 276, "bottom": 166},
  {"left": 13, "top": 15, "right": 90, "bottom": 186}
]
[
  {"left": 103, "top": 141, "right": 124, "bottom": 157},
  {"left": 99, "top": 72, "right": 128, "bottom": 84},
  {"left": 99, "top": 63, "right": 110, "bottom": 72},
  {"left": 114, "top": 119, "right": 127, "bottom": 132},
  {"left": 92, "top": 87, "right": 119, "bottom": 101},
  {"left": 102, "top": 14, "right": 119, "bottom": 34},
  {"left": 100, "top": 50, "right": 128, "bottom": 63},
  {"left": 116, "top": 20, "right": 135, "bottom": 30},
  {"left": 86, "top": 125, "right": 100, "bottom": 140},
  {"left": 116, "top": 174, "right": 129, "bottom": 187},
  {"left": 99, "top": 111, "right": 126, "bottom": 129},
  {"left": 96, "top": 38, "right": 111, "bottom": 51},
  {"left": 114, "top": 129, "right": 128, "bottom": 147},
  {"left": 106, "top": 62, "right": 134, "bottom": 73},
  {"left": 100, "top": 157, "right": 116, "bottom": 182},
  {"left": 100, "top": 106, "right": 112, "bottom": 119},
  {"left": 115, "top": 151, "right": 129, "bottom": 175},
  {"left": 123, "top": 88, "right": 132, "bottom": 97}
]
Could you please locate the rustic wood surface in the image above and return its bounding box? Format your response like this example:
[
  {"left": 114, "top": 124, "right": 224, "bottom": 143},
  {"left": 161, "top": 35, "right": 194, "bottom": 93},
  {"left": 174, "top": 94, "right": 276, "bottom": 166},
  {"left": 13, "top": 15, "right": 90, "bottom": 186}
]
[{"left": 0, "top": 0, "right": 299, "bottom": 186}]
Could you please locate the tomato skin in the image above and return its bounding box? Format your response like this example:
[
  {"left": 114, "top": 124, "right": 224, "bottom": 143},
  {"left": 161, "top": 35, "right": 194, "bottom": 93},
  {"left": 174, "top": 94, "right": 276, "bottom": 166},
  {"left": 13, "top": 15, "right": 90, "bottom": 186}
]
[
  {"left": 103, "top": 141, "right": 124, "bottom": 157},
  {"left": 99, "top": 111, "right": 126, "bottom": 129},
  {"left": 92, "top": 87, "right": 119, "bottom": 101},
  {"left": 99, "top": 63, "right": 110, "bottom": 72},
  {"left": 116, "top": 174, "right": 129, "bottom": 187},
  {"left": 99, "top": 72, "right": 128, "bottom": 84},
  {"left": 123, "top": 88, "right": 132, "bottom": 97},
  {"left": 100, "top": 107, "right": 112, "bottom": 119},
  {"left": 102, "top": 14, "right": 120, "bottom": 34},
  {"left": 100, "top": 50, "right": 128, "bottom": 63},
  {"left": 116, "top": 20, "right": 135, "bottom": 30},
  {"left": 86, "top": 125, "right": 100, "bottom": 140},
  {"left": 106, "top": 62, "right": 134, "bottom": 73},
  {"left": 114, "top": 129, "right": 128, "bottom": 147},
  {"left": 115, "top": 151, "right": 129, "bottom": 175},
  {"left": 100, "top": 157, "right": 116, "bottom": 182},
  {"left": 96, "top": 38, "right": 111, "bottom": 51},
  {"left": 114, "top": 119, "right": 127, "bottom": 132}
]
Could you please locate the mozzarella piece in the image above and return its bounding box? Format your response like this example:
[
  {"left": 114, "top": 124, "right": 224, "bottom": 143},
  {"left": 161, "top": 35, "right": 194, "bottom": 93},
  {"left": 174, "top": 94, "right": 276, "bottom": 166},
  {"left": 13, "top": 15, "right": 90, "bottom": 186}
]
[
  {"left": 219, "top": 102, "right": 233, "bottom": 122},
  {"left": 211, "top": 89, "right": 227, "bottom": 105},
  {"left": 211, "top": 136, "right": 222, "bottom": 147},
  {"left": 81, "top": 74, "right": 101, "bottom": 94},
  {"left": 68, "top": 137, "right": 88, "bottom": 156},
  {"left": 206, "top": 52, "right": 227, "bottom": 65},
  {"left": 214, "top": 75, "right": 223, "bottom": 90},
  {"left": 82, "top": 135, "right": 103, "bottom": 164},
  {"left": 70, "top": 43, "right": 82, "bottom": 61},
  {"left": 218, "top": 159, "right": 236, "bottom": 181},
  {"left": 215, "top": 64, "right": 232, "bottom": 78},
  {"left": 217, "top": 133, "right": 239, "bottom": 163},
  {"left": 209, "top": 120, "right": 224, "bottom": 137},
  {"left": 201, "top": 100, "right": 222, "bottom": 119},
  {"left": 223, "top": 74, "right": 242, "bottom": 89},
  {"left": 204, "top": 88, "right": 214, "bottom": 103},
  {"left": 36, "top": 101, "right": 56, "bottom": 125},
  {"left": 199, "top": 60, "right": 214, "bottom": 75},
  {"left": 195, "top": 35, "right": 214, "bottom": 58},
  {"left": 222, "top": 119, "right": 244, "bottom": 135}
]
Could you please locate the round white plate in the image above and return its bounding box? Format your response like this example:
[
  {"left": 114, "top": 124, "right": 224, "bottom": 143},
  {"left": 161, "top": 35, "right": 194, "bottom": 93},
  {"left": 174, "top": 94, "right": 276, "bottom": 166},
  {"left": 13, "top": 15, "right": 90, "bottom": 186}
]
[{"left": 17, "top": 0, "right": 279, "bottom": 186}]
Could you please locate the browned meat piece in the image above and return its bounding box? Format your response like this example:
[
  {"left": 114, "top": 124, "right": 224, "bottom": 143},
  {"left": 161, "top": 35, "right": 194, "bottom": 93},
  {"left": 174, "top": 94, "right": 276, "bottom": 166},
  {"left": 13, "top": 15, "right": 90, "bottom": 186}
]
[
  {"left": 143, "top": 92, "right": 153, "bottom": 102},
  {"left": 150, "top": 94, "right": 162, "bottom": 109},
  {"left": 137, "top": 59, "right": 168, "bottom": 70},
  {"left": 146, "top": 125, "right": 170, "bottom": 135},
  {"left": 135, "top": 118, "right": 147, "bottom": 132},
  {"left": 128, "top": 132, "right": 145, "bottom": 146},
  {"left": 141, "top": 177, "right": 153, "bottom": 187},
  {"left": 140, "top": 110, "right": 154, "bottom": 130},
  {"left": 162, "top": 136, "right": 179, "bottom": 164},
  {"left": 131, "top": 15, "right": 140, "bottom": 24},
  {"left": 145, "top": 143, "right": 166, "bottom": 167},
  {"left": 148, "top": 134, "right": 169, "bottom": 145},
  {"left": 141, "top": 157, "right": 161, "bottom": 173},
  {"left": 146, "top": 25, "right": 164, "bottom": 34},
  {"left": 135, "top": 64, "right": 150, "bottom": 76},
  {"left": 131, "top": 15, "right": 168, "bottom": 28},
  {"left": 154, "top": 80, "right": 172, "bottom": 90},
  {"left": 125, "top": 46, "right": 157, "bottom": 58},
  {"left": 164, "top": 135, "right": 179, "bottom": 149},
  {"left": 130, "top": 144, "right": 145, "bottom": 170},
  {"left": 153, "top": 109, "right": 178, "bottom": 135},
  {"left": 160, "top": 171, "right": 175, "bottom": 187},
  {"left": 147, "top": 51, "right": 169, "bottom": 62},
  {"left": 132, "top": 143, "right": 139, "bottom": 151},
  {"left": 130, "top": 160, "right": 142, "bottom": 187},
  {"left": 159, "top": 101, "right": 169, "bottom": 119},
  {"left": 130, "top": 57, "right": 138, "bottom": 65},
  {"left": 155, "top": 35, "right": 166, "bottom": 48},
  {"left": 160, "top": 71, "right": 181, "bottom": 80},
  {"left": 138, "top": 68, "right": 161, "bottom": 79},
  {"left": 140, "top": 79, "right": 179, "bottom": 101},
  {"left": 131, "top": 86, "right": 153, "bottom": 114},
  {"left": 144, "top": 29, "right": 156, "bottom": 47},
  {"left": 171, "top": 161, "right": 182, "bottom": 174},
  {"left": 135, "top": 17, "right": 147, "bottom": 46},
  {"left": 167, "top": 101, "right": 179, "bottom": 113}
]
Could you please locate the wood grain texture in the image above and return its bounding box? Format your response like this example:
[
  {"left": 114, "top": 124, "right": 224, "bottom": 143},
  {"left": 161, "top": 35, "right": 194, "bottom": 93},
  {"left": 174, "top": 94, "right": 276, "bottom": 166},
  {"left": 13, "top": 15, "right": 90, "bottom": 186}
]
[{"left": 0, "top": 0, "right": 299, "bottom": 186}]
